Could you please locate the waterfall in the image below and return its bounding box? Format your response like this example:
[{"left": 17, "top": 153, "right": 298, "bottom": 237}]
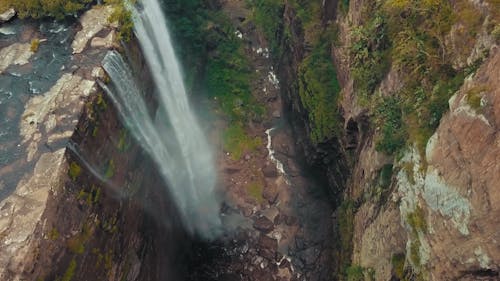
[{"left": 101, "top": 0, "right": 221, "bottom": 238}]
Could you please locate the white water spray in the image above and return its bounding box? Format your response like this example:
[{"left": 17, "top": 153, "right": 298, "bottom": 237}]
[{"left": 101, "top": 0, "right": 221, "bottom": 238}]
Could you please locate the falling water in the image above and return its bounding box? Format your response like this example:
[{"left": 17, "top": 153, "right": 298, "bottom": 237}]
[{"left": 101, "top": 0, "right": 221, "bottom": 238}]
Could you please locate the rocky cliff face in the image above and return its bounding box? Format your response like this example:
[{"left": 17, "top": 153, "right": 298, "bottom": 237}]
[
  {"left": 0, "top": 6, "right": 185, "bottom": 281},
  {"left": 270, "top": 0, "right": 500, "bottom": 280}
]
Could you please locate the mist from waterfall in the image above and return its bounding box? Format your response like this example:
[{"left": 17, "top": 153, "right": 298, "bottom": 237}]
[{"left": 101, "top": 0, "right": 221, "bottom": 238}]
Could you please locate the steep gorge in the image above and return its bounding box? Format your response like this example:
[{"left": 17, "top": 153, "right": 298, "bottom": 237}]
[{"left": 0, "top": 0, "right": 499, "bottom": 281}]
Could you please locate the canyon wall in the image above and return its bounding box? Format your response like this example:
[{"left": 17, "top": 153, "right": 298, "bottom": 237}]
[
  {"left": 267, "top": 0, "right": 500, "bottom": 280},
  {"left": 0, "top": 6, "right": 185, "bottom": 281}
]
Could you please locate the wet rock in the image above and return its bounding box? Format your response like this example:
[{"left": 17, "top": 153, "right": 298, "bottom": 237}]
[
  {"left": 72, "top": 5, "right": 114, "bottom": 54},
  {"left": 253, "top": 216, "right": 274, "bottom": 233},
  {"left": 0, "top": 8, "right": 16, "bottom": 23},
  {"left": 0, "top": 150, "right": 65, "bottom": 279},
  {"left": 0, "top": 43, "right": 33, "bottom": 74},
  {"left": 262, "top": 184, "right": 279, "bottom": 204}
]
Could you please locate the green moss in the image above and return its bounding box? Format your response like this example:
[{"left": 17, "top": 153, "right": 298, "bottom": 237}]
[
  {"left": 391, "top": 253, "right": 406, "bottom": 279},
  {"left": 378, "top": 164, "right": 393, "bottom": 189},
  {"left": 336, "top": 200, "right": 355, "bottom": 280},
  {"left": 61, "top": 258, "right": 77, "bottom": 281},
  {"left": 205, "top": 12, "right": 264, "bottom": 122},
  {"left": 223, "top": 124, "right": 262, "bottom": 160},
  {"left": 374, "top": 97, "right": 407, "bottom": 155},
  {"left": 298, "top": 35, "right": 341, "bottom": 143},
  {"left": 407, "top": 206, "right": 427, "bottom": 233},
  {"left": 48, "top": 227, "right": 60, "bottom": 240},
  {"left": 105, "top": 0, "right": 134, "bottom": 42},
  {"left": 346, "top": 265, "right": 364, "bottom": 281},
  {"left": 466, "top": 86, "right": 485, "bottom": 111},
  {"left": 410, "top": 239, "right": 421, "bottom": 267},
  {"left": 246, "top": 182, "right": 264, "bottom": 203},
  {"left": 66, "top": 223, "right": 92, "bottom": 254},
  {"left": 250, "top": 0, "right": 285, "bottom": 55},
  {"left": 69, "top": 162, "right": 82, "bottom": 181},
  {"left": 401, "top": 162, "right": 415, "bottom": 185},
  {"left": 117, "top": 129, "right": 130, "bottom": 151},
  {"left": 105, "top": 159, "right": 115, "bottom": 179}
]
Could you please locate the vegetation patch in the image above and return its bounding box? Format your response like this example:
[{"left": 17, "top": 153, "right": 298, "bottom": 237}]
[
  {"left": 373, "top": 97, "right": 406, "bottom": 155},
  {"left": 250, "top": 0, "right": 285, "bottom": 55},
  {"left": 350, "top": 8, "right": 390, "bottom": 103},
  {"left": 407, "top": 206, "right": 427, "bottom": 234},
  {"left": 391, "top": 253, "right": 406, "bottom": 279},
  {"left": 246, "top": 181, "right": 264, "bottom": 203},
  {"left": 68, "top": 162, "right": 82, "bottom": 181},
  {"left": 223, "top": 124, "right": 262, "bottom": 160},
  {"left": 346, "top": 265, "right": 364, "bottom": 281},
  {"left": 298, "top": 33, "right": 341, "bottom": 143},
  {"left": 466, "top": 86, "right": 486, "bottom": 112},
  {"left": 1, "top": 0, "right": 91, "bottom": 19},
  {"left": 60, "top": 258, "right": 77, "bottom": 281},
  {"left": 105, "top": 0, "right": 134, "bottom": 42},
  {"left": 30, "top": 39, "right": 40, "bottom": 53},
  {"left": 104, "top": 159, "right": 115, "bottom": 179}
]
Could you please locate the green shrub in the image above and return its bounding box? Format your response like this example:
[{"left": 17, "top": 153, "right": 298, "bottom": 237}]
[
  {"left": 61, "top": 258, "right": 77, "bottom": 281},
  {"left": 250, "top": 0, "right": 284, "bottom": 55},
  {"left": 350, "top": 11, "right": 390, "bottom": 101},
  {"left": 3, "top": 0, "right": 91, "bottom": 19},
  {"left": 391, "top": 253, "right": 406, "bottom": 279},
  {"left": 346, "top": 265, "right": 364, "bottom": 281},
  {"left": 69, "top": 162, "right": 82, "bottom": 181},
  {"left": 374, "top": 97, "right": 406, "bottom": 155},
  {"left": 105, "top": 0, "right": 133, "bottom": 41}
]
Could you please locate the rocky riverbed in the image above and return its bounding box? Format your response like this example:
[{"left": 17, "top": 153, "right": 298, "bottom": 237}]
[{"left": 185, "top": 1, "right": 336, "bottom": 280}]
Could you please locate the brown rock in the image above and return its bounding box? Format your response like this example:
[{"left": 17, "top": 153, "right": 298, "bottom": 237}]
[
  {"left": 253, "top": 216, "right": 274, "bottom": 233},
  {"left": 263, "top": 165, "right": 278, "bottom": 178}
]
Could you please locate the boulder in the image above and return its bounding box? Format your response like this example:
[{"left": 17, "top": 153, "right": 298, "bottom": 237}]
[
  {"left": 253, "top": 216, "right": 274, "bottom": 233},
  {"left": 0, "top": 8, "right": 16, "bottom": 23}
]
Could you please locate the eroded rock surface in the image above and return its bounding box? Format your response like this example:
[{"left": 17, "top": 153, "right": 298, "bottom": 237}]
[
  {"left": 0, "top": 43, "right": 32, "bottom": 74},
  {"left": 71, "top": 5, "right": 114, "bottom": 54},
  {"left": 0, "top": 8, "right": 15, "bottom": 23}
]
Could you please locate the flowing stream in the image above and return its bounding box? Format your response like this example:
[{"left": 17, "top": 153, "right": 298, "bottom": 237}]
[{"left": 101, "top": 0, "right": 221, "bottom": 238}]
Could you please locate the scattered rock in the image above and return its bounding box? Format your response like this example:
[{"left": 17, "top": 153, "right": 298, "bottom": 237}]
[
  {"left": 0, "top": 8, "right": 16, "bottom": 23},
  {"left": 262, "top": 185, "right": 279, "bottom": 204},
  {"left": 253, "top": 216, "right": 274, "bottom": 233},
  {"left": 0, "top": 43, "right": 33, "bottom": 74},
  {"left": 90, "top": 30, "right": 116, "bottom": 49},
  {"left": 272, "top": 110, "right": 281, "bottom": 118},
  {"left": 72, "top": 5, "right": 114, "bottom": 54}
]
